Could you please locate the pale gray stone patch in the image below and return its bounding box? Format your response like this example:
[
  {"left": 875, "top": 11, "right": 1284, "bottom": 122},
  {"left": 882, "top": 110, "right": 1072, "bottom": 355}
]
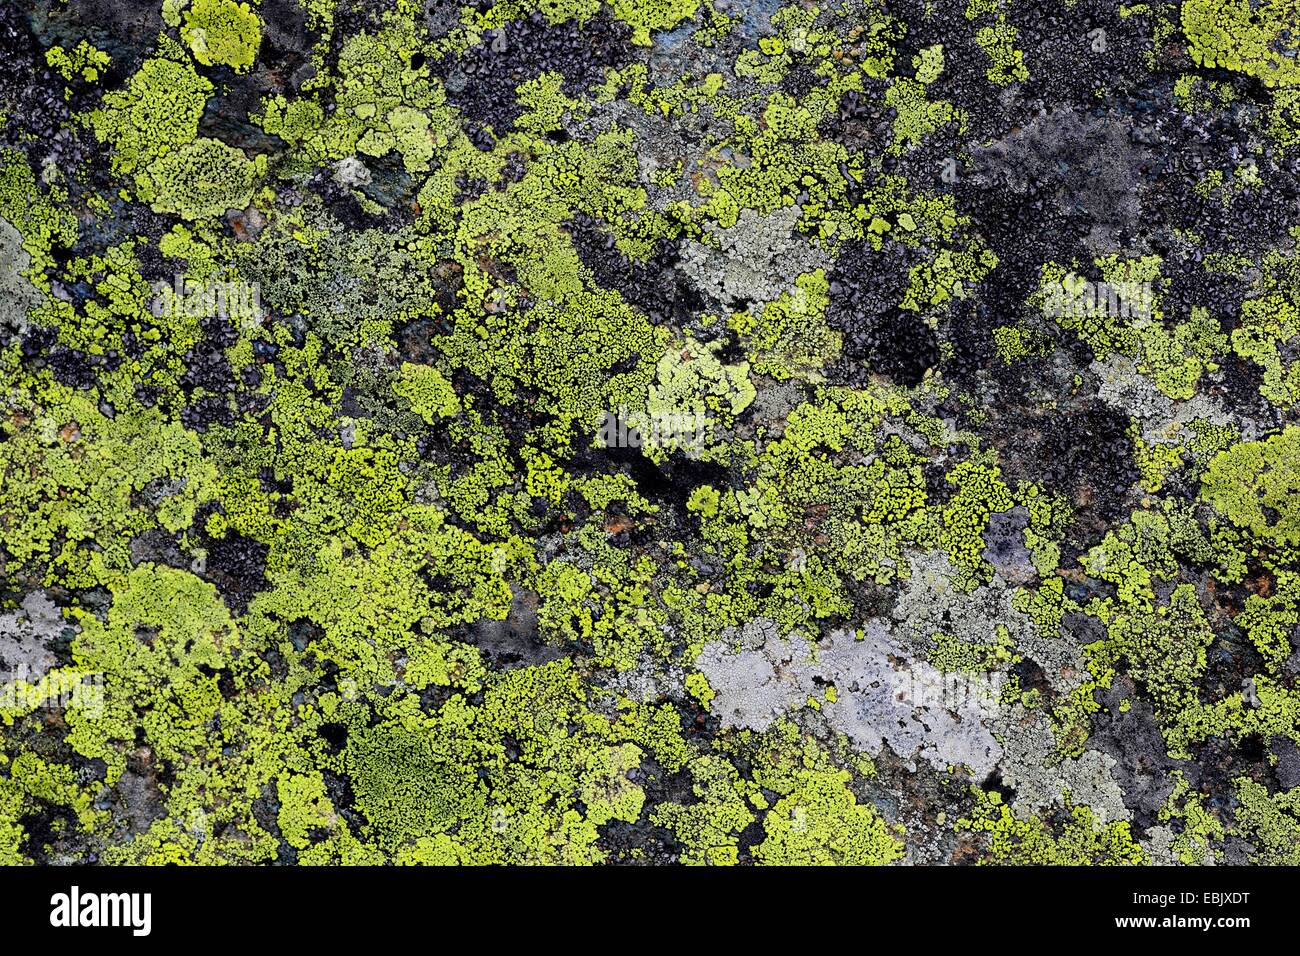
[
  {"left": 695, "top": 618, "right": 813, "bottom": 732},
  {"left": 889, "top": 551, "right": 967, "bottom": 653},
  {"left": 991, "top": 704, "right": 1131, "bottom": 823},
  {"left": 333, "top": 156, "right": 372, "bottom": 188},
  {"left": 892, "top": 549, "right": 1088, "bottom": 694},
  {"left": 0, "top": 591, "right": 66, "bottom": 685},
  {"left": 981, "top": 506, "right": 1037, "bottom": 585},
  {"left": 586, "top": 95, "right": 744, "bottom": 214},
  {"left": 877, "top": 415, "right": 962, "bottom": 456},
  {"left": 817, "top": 625, "right": 1004, "bottom": 778},
  {"left": 1092, "top": 354, "right": 1246, "bottom": 440},
  {"left": 1140, "top": 826, "right": 1210, "bottom": 866},
  {"left": 597, "top": 655, "right": 686, "bottom": 705},
  {"left": 1016, "top": 615, "right": 1092, "bottom": 696},
  {"left": 892, "top": 551, "right": 1028, "bottom": 650},
  {"left": 696, "top": 617, "right": 1004, "bottom": 776},
  {"left": 1140, "top": 827, "right": 1179, "bottom": 865},
  {"left": 745, "top": 380, "right": 806, "bottom": 440},
  {"left": 679, "top": 205, "right": 832, "bottom": 307},
  {"left": 1058, "top": 750, "right": 1131, "bottom": 823},
  {"left": 1, "top": 218, "right": 42, "bottom": 338}
]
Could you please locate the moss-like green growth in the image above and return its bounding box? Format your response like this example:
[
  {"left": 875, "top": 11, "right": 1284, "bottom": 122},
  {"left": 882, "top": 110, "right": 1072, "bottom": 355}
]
[
  {"left": 959, "top": 790, "right": 1147, "bottom": 864},
  {"left": 753, "top": 769, "right": 903, "bottom": 865},
  {"left": 0, "top": 150, "right": 78, "bottom": 282},
  {"left": 1202, "top": 426, "right": 1300, "bottom": 546},
  {"left": 1182, "top": 0, "right": 1300, "bottom": 88},
  {"left": 182, "top": 0, "right": 263, "bottom": 73},
  {"left": 89, "top": 58, "right": 212, "bottom": 176},
  {"left": 136, "top": 137, "right": 266, "bottom": 220},
  {"left": 4, "top": 0, "right": 1299, "bottom": 870},
  {"left": 731, "top": 270, "right": 839, "bottom": 380},
  {"left": 974, "top": 21, "right": 1029, "bottom": 86},
  {"left": 394, "top": 362, "right": 461, "bottom": 424},
  {"left": 45, "top": 41, "right": 110, "bottom": 84},
  {"left": 608, "top": 0, "right": 701, "bottom": 45},
  {"left": 347, "top": 722, "right": 483, "bottom": 843},
  {"left": 1231, "top": 778, "right": 1300, "bottom": 864}
]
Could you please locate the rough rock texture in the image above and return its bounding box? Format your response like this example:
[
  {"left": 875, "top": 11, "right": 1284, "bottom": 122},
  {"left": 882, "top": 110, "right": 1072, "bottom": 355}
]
[{"left": 3, "top": 0, "right": 1300, "bottom": 869}]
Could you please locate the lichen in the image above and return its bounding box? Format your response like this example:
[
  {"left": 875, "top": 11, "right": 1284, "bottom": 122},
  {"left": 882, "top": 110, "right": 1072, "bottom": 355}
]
[{"left": 1, "top": 0, "right": 1297, "bottom": 870}]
